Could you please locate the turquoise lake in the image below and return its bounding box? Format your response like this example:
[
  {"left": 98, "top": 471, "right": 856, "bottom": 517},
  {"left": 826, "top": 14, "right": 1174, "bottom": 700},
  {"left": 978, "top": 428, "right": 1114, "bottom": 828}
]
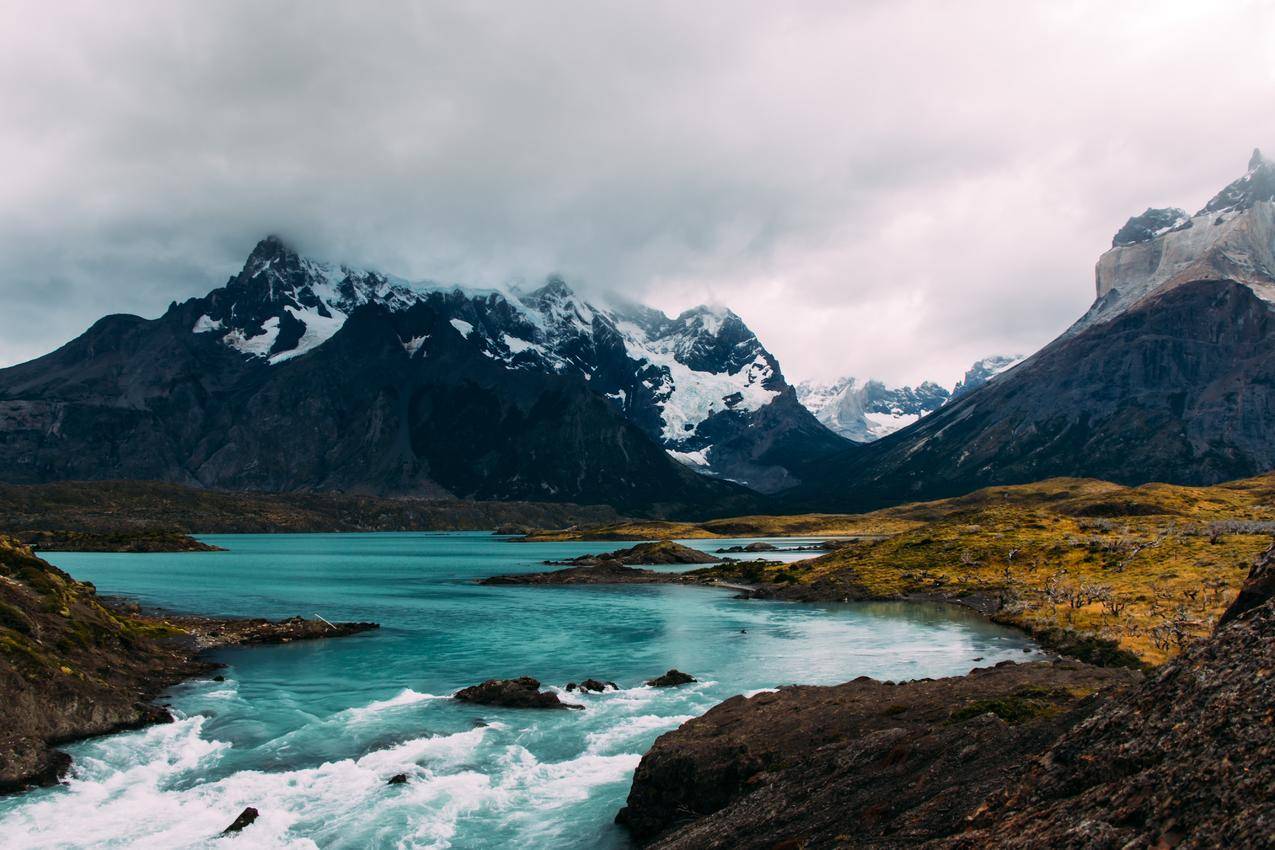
[{"left": 0, "top": 532, "right": 1041, "bottom": 849}]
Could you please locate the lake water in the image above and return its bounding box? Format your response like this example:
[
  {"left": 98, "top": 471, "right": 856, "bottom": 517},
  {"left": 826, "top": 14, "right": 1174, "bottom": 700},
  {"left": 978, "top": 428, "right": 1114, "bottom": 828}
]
[{"left": 0, "top": 532, "right": 1040, "bottom": 849}]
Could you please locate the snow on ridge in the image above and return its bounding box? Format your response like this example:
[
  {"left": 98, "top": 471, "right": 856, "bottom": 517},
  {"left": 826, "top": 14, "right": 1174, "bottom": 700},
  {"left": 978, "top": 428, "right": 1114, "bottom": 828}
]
[
  {"left": 667, "top": 447, "right": 712, "bottom": 467},
  {"left": 192, "top": 315, "right": 222, "bottom": 334},
  {"left": 401, "top": 334, "right": 429, "bottom": 357},
  {"left": 224, "top": 316, "right": 280, "bottom": 357},
  {"left": 269, "top": 306, "right": 347, "bottom": 364},
  {"left": 449, "top": 319, "right": 475, "bottom": 337}
]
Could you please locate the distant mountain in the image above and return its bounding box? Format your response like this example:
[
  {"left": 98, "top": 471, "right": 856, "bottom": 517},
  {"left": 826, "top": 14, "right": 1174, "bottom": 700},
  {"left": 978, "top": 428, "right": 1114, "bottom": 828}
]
[
  {"left": 795, "top": 355, "right": 1023, "bottom": 442},
  {"left": 784, "top": 149, "right": 1275, "bottom": 510},
  {"left": 0, "top": 237, "right": 843, "bottom": 511},
  {"left": 950, "top": 354, "right": 1025, "bottom": 398}
]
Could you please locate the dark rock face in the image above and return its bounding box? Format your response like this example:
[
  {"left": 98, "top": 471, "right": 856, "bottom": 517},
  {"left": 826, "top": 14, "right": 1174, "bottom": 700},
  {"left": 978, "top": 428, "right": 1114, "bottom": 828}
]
[
  {"left": 1217, "top": 539, "right": 1275, "bottom": 626},
  {"left": 787, "top": 280, "right": 1275, "bottom": 512},
  {"left": 565, "top": 679, "right": 616, "bottom": 693},
  {"left": 645, "top": 669, "right": 695, "bottom": 688},
  {"left": 944, "top": 591, "right": 1275, "bottom": 848},
  {"left": 221, "top": 807, "right": 259, "bottom": 834},
  {"left": 453, "top": 677, "right": 582, "bottom": 710},
  {"left": 618, "top": 661, "right": 1138, "bottom": 848}
]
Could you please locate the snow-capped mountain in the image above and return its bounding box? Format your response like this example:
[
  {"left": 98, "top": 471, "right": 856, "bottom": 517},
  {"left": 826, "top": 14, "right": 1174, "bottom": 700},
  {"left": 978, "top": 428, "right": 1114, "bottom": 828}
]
[
  {"left": 795, "top": 378, "right": 949, "bottom": 442},
  {"left": 796, "top": 355, "right": 1023, "bottom": 442},
  {"left": 950, "top": 354, "right": 1025, "bottom": 398},
  {"left": 0, "top": 237, "right": 845, "bottom": 506},
  {"left": 189, "top": 236, "right": 843, "bottom": 490},
  {"left": 784, "top": 149, "right": 1275, "bottom": 512}
]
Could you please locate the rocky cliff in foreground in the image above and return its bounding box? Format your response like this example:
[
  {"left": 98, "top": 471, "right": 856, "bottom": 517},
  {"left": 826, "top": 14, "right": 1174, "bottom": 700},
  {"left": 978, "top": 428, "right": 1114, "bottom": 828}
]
[
  {"left": 620, "top": 546, "right": 1275, "bottom": 848},
  {"left": 0, "top": 535, "right": 375, "bottom": 794}
]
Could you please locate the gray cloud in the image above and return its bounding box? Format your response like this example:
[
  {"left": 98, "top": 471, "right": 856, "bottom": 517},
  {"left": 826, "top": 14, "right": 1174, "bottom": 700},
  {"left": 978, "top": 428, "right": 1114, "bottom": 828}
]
[{"left": 2, "top": 0, "right": 1274, "bottom": 385}]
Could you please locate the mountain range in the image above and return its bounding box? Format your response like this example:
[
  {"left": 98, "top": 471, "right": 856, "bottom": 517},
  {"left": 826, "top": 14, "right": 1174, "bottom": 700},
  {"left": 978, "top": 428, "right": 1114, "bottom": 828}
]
[
  {"left": 794, "top": 355, "right": 1023, "bottom": 442},
  {"left": 2, "top": 150, "right": 1273, "bottom": 516},
  {"left": 0, "top": 237, "right": 844, "bottom": 513},
  {"left": 783, "top": 149, "right": 1275, "bottom": 511}
]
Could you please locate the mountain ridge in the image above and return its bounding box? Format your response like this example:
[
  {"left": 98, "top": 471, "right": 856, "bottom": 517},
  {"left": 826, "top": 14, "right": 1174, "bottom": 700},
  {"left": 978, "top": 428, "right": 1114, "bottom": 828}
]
[
  {"left": 0, "top": 237, "right": 845, "bottom": 510},
  {"left": 783, "top": 150, "right": 1275, "bottom": 511}
]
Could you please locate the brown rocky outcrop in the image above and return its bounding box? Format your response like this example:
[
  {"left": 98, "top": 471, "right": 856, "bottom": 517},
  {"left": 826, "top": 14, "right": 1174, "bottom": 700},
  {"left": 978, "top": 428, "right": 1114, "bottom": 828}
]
[
  {"left": 454, "top": 677, "right": 583, "bottom": 710},
  {"left": 617, "top": 661, "right": 1139, "bottom": 847},
  {"left": 0, "top": 535, "right": 378, "bottom": 794}
]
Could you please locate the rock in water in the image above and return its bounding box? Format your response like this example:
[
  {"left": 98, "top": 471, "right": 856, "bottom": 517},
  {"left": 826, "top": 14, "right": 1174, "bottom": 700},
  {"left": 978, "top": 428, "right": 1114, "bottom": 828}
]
[
  {"left": 646, "top": 669, "right": 696, "bottom": 687},
  {"left": 454, "top": 677, "right": 583, "bottom": 709},
  {"left": 387, "top": 773, "right": 408, "bottom": 785},
  {"left": 566, "top": 678, "right": 616, "bottom": 693},
  {"left": 221, "top": 807, "right": 259, "bottom": 834}
]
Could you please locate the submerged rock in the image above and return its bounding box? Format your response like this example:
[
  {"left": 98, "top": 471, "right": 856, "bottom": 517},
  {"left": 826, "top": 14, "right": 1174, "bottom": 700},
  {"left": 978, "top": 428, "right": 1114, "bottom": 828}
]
[
  {"left": 221, "top": 806, "right": 259, "bottom": 834},
  {"left": 646, "top": 669, "right": 696, "bottom": 688},
  {"left": 454, "top": 677, "right": 583, "bottom": 710},
  {"left": 566, "top": 679, "right": 618, "bottom": 693},
  {"left": 387, "top": 773, "right": 408, "bottom": 785}
]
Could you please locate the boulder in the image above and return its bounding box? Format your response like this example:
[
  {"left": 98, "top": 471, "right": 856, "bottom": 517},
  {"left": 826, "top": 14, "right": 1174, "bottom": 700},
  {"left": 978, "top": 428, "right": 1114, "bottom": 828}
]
[
  {"left": 646, "top": 669, "right": 696, "bottom": 687},
  {"left": 387, "top": 773, "right": 408, "bottom": 785},
  {"left": 454, "top": 677, "right": 583, "bottom": 710},
  {"left": 221, "top": 807, "right": 259, "bottom": 834},
  {"left": 566, "top": 679, "right": 618, "bottom": 693}
]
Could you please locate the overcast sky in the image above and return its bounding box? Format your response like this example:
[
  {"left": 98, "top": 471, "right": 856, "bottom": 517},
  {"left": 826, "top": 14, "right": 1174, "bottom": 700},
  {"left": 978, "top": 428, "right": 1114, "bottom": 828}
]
[{"left": 2, "top": 1, "right": 1274, "bottom": 386}]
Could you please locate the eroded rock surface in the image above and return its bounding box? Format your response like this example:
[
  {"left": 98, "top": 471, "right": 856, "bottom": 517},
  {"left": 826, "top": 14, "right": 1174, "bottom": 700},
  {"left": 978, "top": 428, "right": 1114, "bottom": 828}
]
[{"left": 618, "top": 661, "right": 1139, "bottom": 848}]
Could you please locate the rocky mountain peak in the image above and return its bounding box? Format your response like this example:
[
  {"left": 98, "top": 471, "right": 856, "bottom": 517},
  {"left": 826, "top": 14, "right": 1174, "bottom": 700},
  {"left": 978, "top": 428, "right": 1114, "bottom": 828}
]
[
  {"left": 1111, "top": 207, "right": 1190, "bottom": 248},
  {"left": 1081, "top": 149, "right": 1275, "bottom": 334},
  {"left": 1198, "top": 147, "right": 1275, "bottom": 215}
]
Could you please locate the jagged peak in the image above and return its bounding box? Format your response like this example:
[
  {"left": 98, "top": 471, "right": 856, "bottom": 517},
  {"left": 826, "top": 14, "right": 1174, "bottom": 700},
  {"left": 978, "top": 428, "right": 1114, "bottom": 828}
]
[
  {"left": 675, "top": 304, "right": 739, "bottom": 333},
  {"left": 1197, "top": 147, "right": 1275, "bottom": 216},
  {"left": 526, "top": 275, "right": 575, "bottom": 301},
  {"left": 245, "top": 234, "right": 297, "bottom": 264},
  {"left": 1112, "top": 207, "right": 1190, "bottom": 248}
]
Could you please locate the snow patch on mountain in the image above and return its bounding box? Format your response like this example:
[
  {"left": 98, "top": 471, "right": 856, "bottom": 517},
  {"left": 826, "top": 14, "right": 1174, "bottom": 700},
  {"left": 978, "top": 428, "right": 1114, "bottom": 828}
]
[
  {"left": 224, "top": 316, "right": 280, "bottom": 357},
  {"left": 667, "top": 447, "right": 712, "bottom": 468},
  {"left": 449, "top": 319, "right": 475, "bottom": 337}
]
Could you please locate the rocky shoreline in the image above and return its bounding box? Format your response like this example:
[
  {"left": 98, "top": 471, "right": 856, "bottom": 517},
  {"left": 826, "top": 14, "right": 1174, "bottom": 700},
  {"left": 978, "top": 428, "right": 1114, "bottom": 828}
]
[
  {"left": 478, "top": 543, "right": 1150, "bottom": 669},
  {"left": 620, "top": 550, "right": 1275, "bottom": 848},
  {"left": 0, "top": 535, "right": 377, "bottom": 795}
]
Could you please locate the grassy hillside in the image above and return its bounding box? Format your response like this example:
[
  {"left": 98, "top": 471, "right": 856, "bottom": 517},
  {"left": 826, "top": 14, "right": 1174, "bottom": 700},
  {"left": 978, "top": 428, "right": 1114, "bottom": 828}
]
[{"left": 693, "top": 475, "right": 1275, "bottom": 665}]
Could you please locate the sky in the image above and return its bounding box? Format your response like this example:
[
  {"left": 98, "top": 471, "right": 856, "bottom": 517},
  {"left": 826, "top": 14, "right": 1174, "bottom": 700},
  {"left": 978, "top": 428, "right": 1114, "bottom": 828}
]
[{"left": 2, "top": 1, "right": 1275, "bottom": 387}]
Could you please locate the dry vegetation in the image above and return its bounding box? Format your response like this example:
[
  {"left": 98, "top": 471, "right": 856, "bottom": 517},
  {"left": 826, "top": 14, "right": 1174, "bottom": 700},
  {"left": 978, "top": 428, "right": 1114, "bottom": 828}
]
[
  {"left": 692, "top": 475, "right": 1275, "bottom": 665},
  {"left": 531, "top": 475, "right": 1275, "bottom": 666}
]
